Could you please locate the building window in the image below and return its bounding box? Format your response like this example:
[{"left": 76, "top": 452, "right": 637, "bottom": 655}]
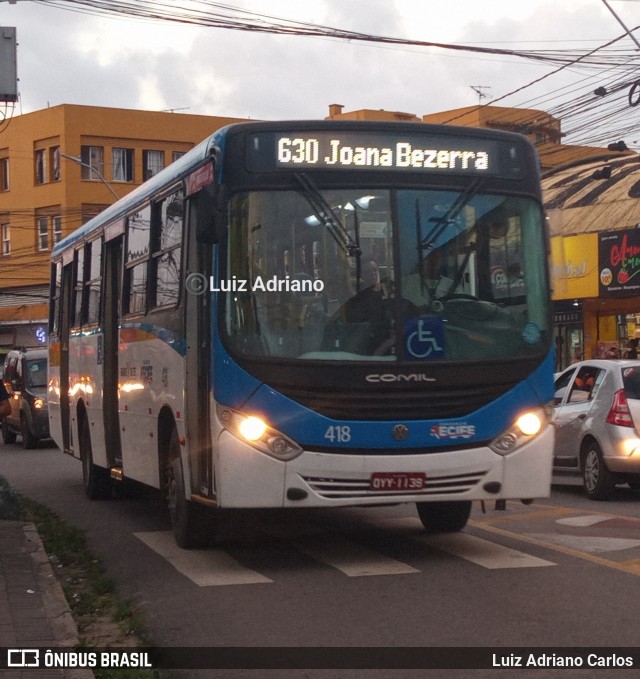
[
  {"left": 0, "top": 156, "right": 9, "bottom": 191},
  {"left": 143, "top": 150, "right": 164, "bottom": 181},
  {"left": 80, "top": 145, "right": 104, "bottom": 180},
  {"left": 172, "top": 151, "right": 186, "bottom": 163},
  {"left": 53, "top": 216, "right": 63, "bottom": 245},
  {"left": 34, "top": 214, "right": 61, "bottom": 251},
  {"left": 37, "top": 216, "right": 49, "bottom": 251},
  {"left": 35, "top": 149, "right": 47, "bottom": 184},
  {"left": 112, "top": 148, "right": 134, "bottom": 182},
  {"left": 50, "top": 146, "right": 60, "bottom": 181},
  {"left": 1, "top": 223, "right": 9, "bottom": 255}
]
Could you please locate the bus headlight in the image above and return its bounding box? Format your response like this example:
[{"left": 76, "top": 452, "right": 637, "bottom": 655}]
[
  {"left": 489, "top": 407, "right": 549, "bottom": 455},
  {"left": 239, "top": 416, "right": 267, "bottom": 441},
  {"left": 217, "top": 405, "right": 302, "bottom": 461}
]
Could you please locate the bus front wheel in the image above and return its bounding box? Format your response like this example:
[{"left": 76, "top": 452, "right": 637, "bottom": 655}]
[
  {"left": 80, "top": 418, "right": 111, "bottom": 500},
  {"left": 166, "top": 429, "right": 215, "bottom": 549},
  {"left": 416, "top": 500, "right": 471, "bottom": 533}
]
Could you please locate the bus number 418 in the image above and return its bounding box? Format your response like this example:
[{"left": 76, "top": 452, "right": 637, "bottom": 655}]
[{"left": 324, "top": 426, "right": 351, "bottom": 443}]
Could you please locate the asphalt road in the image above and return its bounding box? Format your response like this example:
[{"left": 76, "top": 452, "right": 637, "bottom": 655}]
[{"left": 1, "top": 440, "right": 640, "bottom": 679}]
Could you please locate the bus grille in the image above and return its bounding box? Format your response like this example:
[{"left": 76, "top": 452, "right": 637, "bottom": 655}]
[
  {"left": 282, "top": 383, "right": 509, "bottom": 421},
  {"left": 301, "top": 470, "right": 487, "bottom": 499}
]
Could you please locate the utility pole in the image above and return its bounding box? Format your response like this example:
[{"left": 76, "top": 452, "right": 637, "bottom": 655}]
[{"left": 601, "top": 0, "right": 640, "bottom": 52}]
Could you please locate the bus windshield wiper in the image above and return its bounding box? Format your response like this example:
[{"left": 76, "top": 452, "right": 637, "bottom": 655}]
[
  {"left": 415, "top": 179, "right": 483, "bottom": 300},
  {"left": 294, "top": 172, "right": 362, "bottom": 259},
  {"left": 419, "top": 178, "right": 483, "bottom": 251}
]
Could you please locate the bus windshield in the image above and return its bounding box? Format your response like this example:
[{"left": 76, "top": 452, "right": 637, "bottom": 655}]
[{"left": 222, "top": 185, "right": 549, "bottom": 363}]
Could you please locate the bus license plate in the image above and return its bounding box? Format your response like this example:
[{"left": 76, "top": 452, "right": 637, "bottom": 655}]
[{"left": 370, "top": 472, "right": 426, "bottom": 491}]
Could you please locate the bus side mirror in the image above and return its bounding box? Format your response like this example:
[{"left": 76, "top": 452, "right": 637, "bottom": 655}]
[{"left": 195, "top": 183, "right": 227, "bottom": 244}]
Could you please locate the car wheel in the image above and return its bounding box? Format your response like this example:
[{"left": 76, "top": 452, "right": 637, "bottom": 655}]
[
  {"left": 582, "top": 443, "right": 615, "bottom": 500},
  {"left": 80, "top": 417, "right": 111, "bottom": 500},
  {"left": 165, "top": 428, "right": 216, "bottom": 549},
  {"left": 20, "top": 413, "right": 38, "bottom": 449},
  {"left": 2, "top": 418, "right": 17, "bottom": 445},
  {"left": 416, "top": 500, "right": 472, "bottom": 533}
]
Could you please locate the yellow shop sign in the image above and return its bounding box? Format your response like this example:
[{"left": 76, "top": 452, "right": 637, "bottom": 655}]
[{"left": 550, "top": 234, "right": 599, "bottom": 300}]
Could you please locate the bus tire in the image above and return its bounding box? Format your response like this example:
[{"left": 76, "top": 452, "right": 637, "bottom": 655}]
[
  {"left": 80, "top": 418, "right": 111, "bottom": 500},
  {"left": 416, "top": 500, "right": 471, "bottom": 533},
  {"left": 166, "top": 429, "right": 213, "bottom": 549}
]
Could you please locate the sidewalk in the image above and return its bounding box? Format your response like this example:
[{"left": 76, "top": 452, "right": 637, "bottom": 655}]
[{"left": 0, "top": 520, "right": 94, "bottom": 679}]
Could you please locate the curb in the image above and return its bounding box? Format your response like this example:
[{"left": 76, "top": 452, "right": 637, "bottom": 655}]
[{"left": 23, "top": 522, "right": 95, "bottom": 679}]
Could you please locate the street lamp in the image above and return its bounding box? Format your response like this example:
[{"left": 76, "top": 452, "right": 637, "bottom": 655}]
[{"left": 59, "top": 151, "right": 120, "bottom": 200}]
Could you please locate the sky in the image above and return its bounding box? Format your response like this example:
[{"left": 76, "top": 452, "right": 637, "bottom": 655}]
[{"left": 2, "top": 0, "right": 640, "bottom": 145}]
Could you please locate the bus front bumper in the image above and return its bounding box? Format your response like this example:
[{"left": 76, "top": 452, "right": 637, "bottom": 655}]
[{"left": 215, "top": 425, "right": 554, "bottom": 508}]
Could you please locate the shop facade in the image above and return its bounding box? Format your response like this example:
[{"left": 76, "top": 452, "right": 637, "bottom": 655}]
[
  {"left": 545, "top": 152, "right": 640, "bottom": 371},
  {"left": 550, "top": 221, "right": 640, "bottom": 371}
]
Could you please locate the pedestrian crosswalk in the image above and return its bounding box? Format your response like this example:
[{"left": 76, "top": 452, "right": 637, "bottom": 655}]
[
  {"left": 135, "top": 531, "right": 273, "bottom": 586},
  {"left": 372, "top": 517, "right": 556, "bottom": 569},
  {"left": 134, "top": 516, "right": 556, "bottom": 586}
]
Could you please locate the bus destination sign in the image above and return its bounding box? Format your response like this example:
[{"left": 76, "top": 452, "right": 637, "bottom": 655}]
[
  {"left": 278, "top": 135, "right": 489, "bottom": 171},
  {"left": 246, "top": 130, "right": 522, "bottom": 176}
]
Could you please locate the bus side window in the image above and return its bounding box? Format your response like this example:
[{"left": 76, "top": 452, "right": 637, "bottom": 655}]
[
  {"left": 150, "top": 188, "right": 184, "bottom": 309},
  {"left": 49, "top": 261, "right": 62, "bottom": 335},
  {"left": 72, "top": 247, "right": 85, "bottom": 329},
  {"left": 124, "top": 205, "right": 151, "bottom": 315},
  {"left": 86, "top": 237, "right": 103, "bottom": 325}
]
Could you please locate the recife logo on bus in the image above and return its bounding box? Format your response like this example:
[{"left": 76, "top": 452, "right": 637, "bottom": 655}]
[{"left": 430, "top": 422, "right": 476, "bottom": 440}]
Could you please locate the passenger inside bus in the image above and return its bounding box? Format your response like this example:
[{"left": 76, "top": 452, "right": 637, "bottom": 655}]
[{"left": 328, "top": 258, "right": 393, "bottom": 355}]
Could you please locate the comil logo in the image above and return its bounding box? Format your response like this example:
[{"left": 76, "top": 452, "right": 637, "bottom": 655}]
[
  {"left": 600, "top": 268, "right": 613, "bottom": 286},
  {"left": 430, "top": 423, "right": 476, "bottom": 440},
  {"left": 365, "top": 373, "right": 436, "bottom": 383}
]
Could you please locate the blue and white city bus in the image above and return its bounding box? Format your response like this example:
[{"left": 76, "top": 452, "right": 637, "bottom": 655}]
[{"left": 49, "top": 120, "right": 554, "bottom": 547}]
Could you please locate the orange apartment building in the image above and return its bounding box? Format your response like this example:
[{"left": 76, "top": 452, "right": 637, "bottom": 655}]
[{"left": 0, "top": 104, "right": 246, "bottom": 357}]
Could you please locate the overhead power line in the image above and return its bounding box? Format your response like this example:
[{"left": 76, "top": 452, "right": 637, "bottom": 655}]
[{"left": 26, "top": 0, "right": 640, "bottom": 70}]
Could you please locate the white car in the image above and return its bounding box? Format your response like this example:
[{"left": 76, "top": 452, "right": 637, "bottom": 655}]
[{"left": 553, "top": 359, "right": 640, "bottom": 499}]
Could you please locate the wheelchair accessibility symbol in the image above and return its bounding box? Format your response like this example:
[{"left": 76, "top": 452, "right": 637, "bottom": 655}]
[{"left": 404, "top": 317, "right": 445, "bottom": 360}]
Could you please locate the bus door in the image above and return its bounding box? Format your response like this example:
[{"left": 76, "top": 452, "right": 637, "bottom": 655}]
[
  {"left": 184, "top": 208, "right": 213, "bottom": 500},
  {"left": 59, "top": 262, "right": 73, "bottom": 453},
  {"left": 102, "top": 235, "right": 123, "bottom": 469}
]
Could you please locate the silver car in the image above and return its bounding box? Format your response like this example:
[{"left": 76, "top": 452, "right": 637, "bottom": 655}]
[{"left": 553, "top": 359, "right": 640, "bottom": 499}]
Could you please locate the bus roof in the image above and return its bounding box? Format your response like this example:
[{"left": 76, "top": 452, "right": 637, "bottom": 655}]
[{"left": 52, "top": 119, "right": 536, "bottom": 258}]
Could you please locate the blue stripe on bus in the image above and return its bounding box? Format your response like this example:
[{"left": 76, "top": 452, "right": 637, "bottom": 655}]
[
  {"left": 213, "top": 336, "right": 555, "bottom": 449},
  {"left": 69, "top": 323, "right": 187, "bottom": 357}
]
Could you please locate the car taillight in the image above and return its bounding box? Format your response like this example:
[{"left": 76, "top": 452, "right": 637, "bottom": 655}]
[{"left": 607, "top": 389, "right": 634, "bottom": 427}]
